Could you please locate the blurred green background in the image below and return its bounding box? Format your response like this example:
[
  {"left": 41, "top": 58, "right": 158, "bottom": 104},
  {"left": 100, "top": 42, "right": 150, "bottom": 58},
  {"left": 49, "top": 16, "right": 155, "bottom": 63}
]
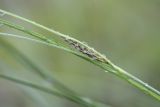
[{"left": 0, "top": 0, "right": 160, "bottom": 107}]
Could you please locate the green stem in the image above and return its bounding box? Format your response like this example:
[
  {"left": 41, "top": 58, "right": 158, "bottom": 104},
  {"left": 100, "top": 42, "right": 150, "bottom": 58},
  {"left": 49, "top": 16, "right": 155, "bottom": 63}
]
[
  {"left": 112, "top": 65, "right": 160, "bottom": 100},
  {"left": 89, "top": 61, "right": 160, "bottom": 101},
  {"left": 0, "top": 9, "right": 160, "bottom": 101}
]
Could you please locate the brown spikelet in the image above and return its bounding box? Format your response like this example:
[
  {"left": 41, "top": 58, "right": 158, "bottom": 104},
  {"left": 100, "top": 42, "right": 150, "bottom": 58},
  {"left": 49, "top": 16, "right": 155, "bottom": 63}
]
[{"left": 62, "top": 37, "right": 109, "bottom": 63}]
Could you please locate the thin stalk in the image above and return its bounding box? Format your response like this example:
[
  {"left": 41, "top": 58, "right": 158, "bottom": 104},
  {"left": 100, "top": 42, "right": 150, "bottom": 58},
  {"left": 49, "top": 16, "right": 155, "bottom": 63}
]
[
  {"left": 0, "top": 9, "right": 160, "bottom": 101},
  {"left": 111, "top": 64, "right": 160, "bottom": 101},
  {"left": 102, "top": 63, "right": 160, "bottom": 100}
]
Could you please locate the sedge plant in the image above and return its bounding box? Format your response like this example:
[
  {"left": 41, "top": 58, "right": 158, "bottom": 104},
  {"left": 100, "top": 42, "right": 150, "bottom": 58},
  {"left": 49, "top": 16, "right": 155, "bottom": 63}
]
[{"left": 0, "top": 9, "right": 159, "bottom": 106}]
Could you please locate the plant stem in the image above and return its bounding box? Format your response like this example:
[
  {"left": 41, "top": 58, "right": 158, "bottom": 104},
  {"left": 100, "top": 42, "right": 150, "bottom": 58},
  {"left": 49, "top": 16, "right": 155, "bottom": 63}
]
[
  {"left": 109, "top": 63, "right": 160, "bottom": 100},
  {"left": 0, "top": 9, "right": 160, "bottom": 101}
]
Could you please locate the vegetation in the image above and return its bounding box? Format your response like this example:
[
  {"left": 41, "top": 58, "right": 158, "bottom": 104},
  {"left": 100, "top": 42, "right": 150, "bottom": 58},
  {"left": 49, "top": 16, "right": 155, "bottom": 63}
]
[{"left": 0, "top": 7, "right": 160, "bottom": 107}]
